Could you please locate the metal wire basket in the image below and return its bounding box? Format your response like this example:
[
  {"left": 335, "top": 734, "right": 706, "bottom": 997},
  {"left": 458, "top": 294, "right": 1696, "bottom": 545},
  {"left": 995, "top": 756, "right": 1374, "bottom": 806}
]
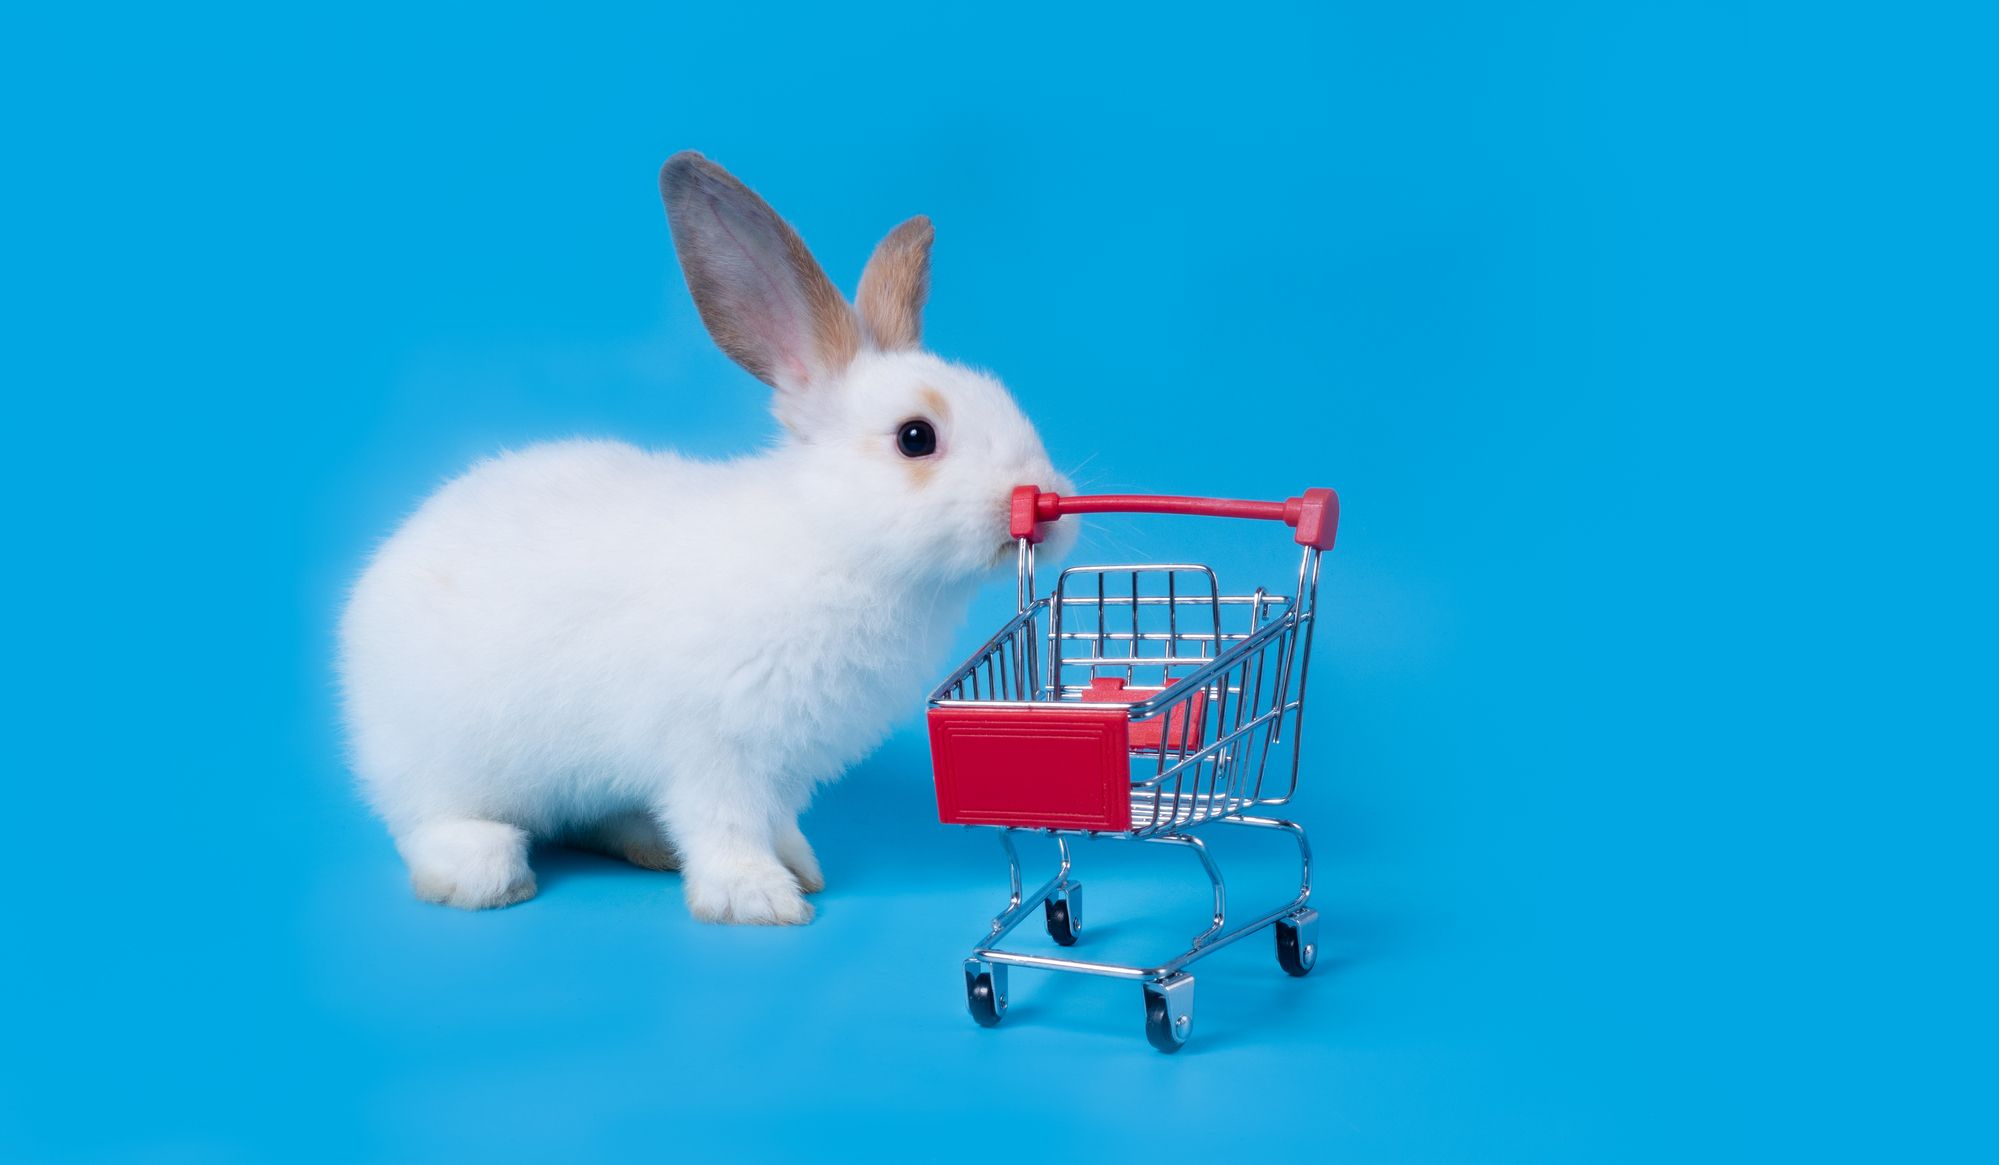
[{"left": 927, "top": 485, "right": 1339, "bottom": 1051}]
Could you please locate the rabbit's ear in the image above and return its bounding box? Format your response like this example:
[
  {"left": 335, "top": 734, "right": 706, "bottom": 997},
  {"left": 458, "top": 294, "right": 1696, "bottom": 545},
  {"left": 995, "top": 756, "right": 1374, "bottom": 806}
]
[
  {"left": 856, "top": 215, "right": 933, "bottom": 351},
  {"left": 660, "top": 152, "right": 860, "bottom": 391}
]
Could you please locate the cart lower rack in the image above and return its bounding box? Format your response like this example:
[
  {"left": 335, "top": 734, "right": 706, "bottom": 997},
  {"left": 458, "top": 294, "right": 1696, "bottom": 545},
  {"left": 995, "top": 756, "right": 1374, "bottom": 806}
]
[{"left": 927, "top": 485, "right": 1339, "bottom": 1051}]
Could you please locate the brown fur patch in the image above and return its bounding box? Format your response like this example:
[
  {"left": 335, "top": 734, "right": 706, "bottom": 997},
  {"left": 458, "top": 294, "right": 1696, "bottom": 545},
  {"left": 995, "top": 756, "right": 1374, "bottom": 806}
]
[
  {"left": 863, "top": 433, "right": 938, "bottom": 488},
  {"left": 788, "top": 227, "right": 859, "bottom": 373},
  {"left": 857, "top": 216, "right": 934, "bottom": 351},
  {"left": 919, "top": 386, "right": 951, "bottom": 425}
]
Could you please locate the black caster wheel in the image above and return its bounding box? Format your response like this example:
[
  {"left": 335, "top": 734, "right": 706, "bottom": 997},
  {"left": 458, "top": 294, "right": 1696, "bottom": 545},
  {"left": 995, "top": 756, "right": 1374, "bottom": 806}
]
[
  {"left": 1141, "top": 975, "right": 1194, "bottom": 1053},
  {"left": 1044, "top": 899, "right": 1078, "bottom": 946},
  {"left": 965, "top": 962, "right": 1008, "bottom": 1028},
  {"left": 1275, "top": 908, "right": 1319, "bottom": 977},
  {"left": 1043, "top": 884, "right": 1082, "bottom": 946}
]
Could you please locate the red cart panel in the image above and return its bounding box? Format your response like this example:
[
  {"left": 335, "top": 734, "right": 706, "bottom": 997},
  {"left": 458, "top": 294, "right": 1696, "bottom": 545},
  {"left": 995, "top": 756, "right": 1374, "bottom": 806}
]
[{"left": 928, "top": 707, "right": 1133, "bottom": 832}]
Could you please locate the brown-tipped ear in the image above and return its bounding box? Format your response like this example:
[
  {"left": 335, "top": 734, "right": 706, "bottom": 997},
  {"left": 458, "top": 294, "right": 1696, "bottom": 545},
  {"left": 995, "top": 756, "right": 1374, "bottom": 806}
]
[
  {"left": 856, "top": 215, "right": 934, "bottom": 351},
  {"left": 659, "top": 151, "right": 860, "bottom": 391}
]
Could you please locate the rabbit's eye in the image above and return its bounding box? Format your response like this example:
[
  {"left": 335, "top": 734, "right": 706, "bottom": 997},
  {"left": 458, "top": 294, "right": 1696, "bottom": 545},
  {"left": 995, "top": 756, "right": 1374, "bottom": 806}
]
[{"left": 896, "top": 419, "right": 938, "bottom": 458}]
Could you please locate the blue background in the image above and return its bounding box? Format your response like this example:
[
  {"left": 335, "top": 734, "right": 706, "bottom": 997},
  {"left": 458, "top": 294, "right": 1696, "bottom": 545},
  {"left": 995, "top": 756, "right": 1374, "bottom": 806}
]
[{"left": 6, "top": 2, "right": 1992, "bottom": 1161}]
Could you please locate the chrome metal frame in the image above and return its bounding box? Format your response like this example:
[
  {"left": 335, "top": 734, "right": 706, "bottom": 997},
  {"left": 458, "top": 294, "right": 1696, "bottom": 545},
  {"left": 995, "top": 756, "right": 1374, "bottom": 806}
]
[
  {"left": 938, "top": 537, "right": 1329, "bottom": 1041},
  {"left": 964, "top": 815, "right": 1311, "bottom": 982}
]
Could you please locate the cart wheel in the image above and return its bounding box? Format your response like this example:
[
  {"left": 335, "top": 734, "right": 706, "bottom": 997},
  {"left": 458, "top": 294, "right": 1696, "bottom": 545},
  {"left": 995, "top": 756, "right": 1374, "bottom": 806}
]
[
  {"left": 1043, "top": 883, "right": 1082, "bottom": 947},
  {"left": 965, "top": 961, "right": 1007, "bottom": 1028},
  {"left": 1275, "top": 908, "right": 1319, "bottom": 977},
  {"left": 1142, "top": 974, "right": 1194, "bottom": 1053}
]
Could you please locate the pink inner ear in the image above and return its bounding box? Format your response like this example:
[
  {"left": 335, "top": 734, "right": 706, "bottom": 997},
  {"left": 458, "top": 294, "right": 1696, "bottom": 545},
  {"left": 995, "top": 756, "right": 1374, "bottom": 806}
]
[
  {"left": 668, "top": 156, "right": 856, "bottom": 389},
  {"left": 697, "top": 194, "right": 805, "bottom": 362}
]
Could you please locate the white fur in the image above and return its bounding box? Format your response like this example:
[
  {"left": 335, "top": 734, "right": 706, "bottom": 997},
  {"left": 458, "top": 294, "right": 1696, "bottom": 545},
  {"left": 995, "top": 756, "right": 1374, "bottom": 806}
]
[{"left": 339, "top": 161, "right": 1072, "bottom": 923}]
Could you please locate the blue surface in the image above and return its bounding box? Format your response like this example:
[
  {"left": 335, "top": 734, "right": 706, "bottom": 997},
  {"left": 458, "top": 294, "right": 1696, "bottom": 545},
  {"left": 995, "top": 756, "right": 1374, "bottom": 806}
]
[{"left": 7, "top": 2, "right": 1992, "bottom": 1161}]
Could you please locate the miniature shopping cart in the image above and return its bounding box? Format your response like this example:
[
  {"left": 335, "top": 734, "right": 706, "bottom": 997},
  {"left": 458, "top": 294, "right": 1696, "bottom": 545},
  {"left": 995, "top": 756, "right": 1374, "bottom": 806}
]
[{"left": 927, "top": 485, "right": 1339, "bottom": 1052}]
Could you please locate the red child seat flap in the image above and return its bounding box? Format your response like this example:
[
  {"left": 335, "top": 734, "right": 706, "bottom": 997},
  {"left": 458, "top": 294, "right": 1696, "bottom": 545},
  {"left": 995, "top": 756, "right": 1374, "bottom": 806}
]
[{"left": 1079, "top": 677, "right": 1207, "bottom": 753}]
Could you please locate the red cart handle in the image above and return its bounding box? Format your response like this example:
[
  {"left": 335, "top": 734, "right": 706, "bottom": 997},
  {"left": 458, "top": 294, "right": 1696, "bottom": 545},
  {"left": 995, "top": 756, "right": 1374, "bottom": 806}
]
[{"left": 1010, "top": 486, "right": 1339, "bottom": 550}]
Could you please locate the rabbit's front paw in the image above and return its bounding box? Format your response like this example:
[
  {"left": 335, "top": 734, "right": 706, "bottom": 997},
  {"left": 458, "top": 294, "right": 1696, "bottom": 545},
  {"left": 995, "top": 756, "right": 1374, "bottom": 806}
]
[
  {"left": 775, "top": 820, "right": 824, "bottom": 894},
  {"left": 684, "top": 861, "right": 814, "bottom": 926},
  {"left": 399, "top": 819, "right": 536, "bottom": 910}
]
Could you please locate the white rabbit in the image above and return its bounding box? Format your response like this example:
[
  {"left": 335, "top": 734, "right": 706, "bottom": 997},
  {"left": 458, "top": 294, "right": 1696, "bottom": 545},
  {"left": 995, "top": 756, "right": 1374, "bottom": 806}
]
[{"left": 339, "top": 152, "right": 1073, "bottom": 923}]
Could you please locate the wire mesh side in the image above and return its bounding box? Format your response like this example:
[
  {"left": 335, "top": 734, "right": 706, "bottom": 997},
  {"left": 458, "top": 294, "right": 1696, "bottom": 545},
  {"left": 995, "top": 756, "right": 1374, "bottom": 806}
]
[
  {"left": 931, "top": 601, "right": 1047, "bottom": 703},
  {"left": 928, "top": 549, "right": 1323, "bottom": 835},
  {"left": 1120, "top": 603, "right": 1302, "bottom": 833}
]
